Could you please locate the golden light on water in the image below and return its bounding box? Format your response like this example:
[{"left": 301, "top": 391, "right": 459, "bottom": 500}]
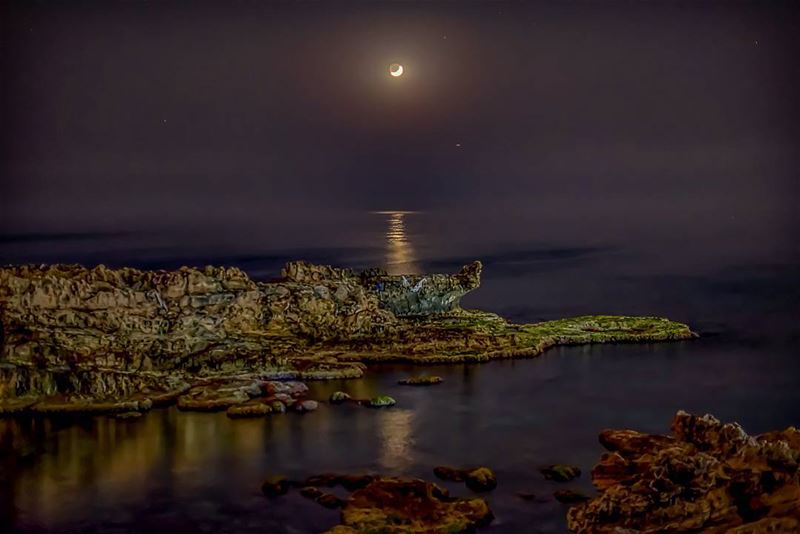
[
  {"left": 372, "top": 211, "right": 421, "bottom": 275},
  {"left": 378, "top": 409, "right": 415, "bottom": 471}
]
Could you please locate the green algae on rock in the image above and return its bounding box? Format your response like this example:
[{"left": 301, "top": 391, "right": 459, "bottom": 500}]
[
  {"left": 365, "top": 395, "right": 396, "bottom": 408},
  {"left": 540, "top": 464, "right": 581, "bottom": 482},
  {"left": 0, "top": 260, "right": 695, "bottom": 414}
]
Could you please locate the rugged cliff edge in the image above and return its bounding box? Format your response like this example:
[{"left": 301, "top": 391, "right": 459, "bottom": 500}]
[{"left": 0, "top": 260, "right": 695, "bottom": 414}]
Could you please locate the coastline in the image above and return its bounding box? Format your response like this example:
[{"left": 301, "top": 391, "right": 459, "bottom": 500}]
[{"left": 0, "top": 260, "right": 695, "bottom": 415}]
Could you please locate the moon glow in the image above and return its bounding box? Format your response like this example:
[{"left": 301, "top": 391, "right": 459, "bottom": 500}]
[{"left": 389, "top": 63, "right": 404, "bottom": 77}]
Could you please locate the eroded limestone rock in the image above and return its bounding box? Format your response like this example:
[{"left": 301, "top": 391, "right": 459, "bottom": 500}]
[{"left": 0, "top": 261, "right": 696, "bottom": 413}]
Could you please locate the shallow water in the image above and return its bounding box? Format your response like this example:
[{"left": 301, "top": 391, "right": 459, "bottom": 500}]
[{"left": 2, "top": 210, "right": 799, "bottom": 532}]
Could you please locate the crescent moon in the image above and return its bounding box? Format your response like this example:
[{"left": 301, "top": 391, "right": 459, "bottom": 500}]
[{"left": 389, "top": 63, "right": 404, "bottom": 77}]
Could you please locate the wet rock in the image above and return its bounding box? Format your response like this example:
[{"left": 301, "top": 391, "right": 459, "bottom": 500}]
[
  {"left": 329, "top": 391, "right": 351, "bottom": 404},
  {"left": 265, "top": 381, "right": 308, "bottom": 397},
  {"left": 177, "top": 381, "right": 252, "bottom": 412},
  {"left": 566, "top": 411, "right": 800, "bottom": 533},
  {"left": 398, "top": 374, "right": 443, "bottom": 386},
  {"left": 554, "top": 489, "right": 590, "bottom": 504},
  {"left": 464, "top": 467, "right": 497, "bottom": 492},
  {"left": 270, "top": 400, "right": 286, "bottom": 413},
  {"left": 114, "top": 411, "right": 142, "bottom": 420},
  {"left": 303, "top": 473, "right": 340, "bottom": 487},
  {"left": 294, "top": 400, "right": 318, "bottom": 413},
  {"left": 540, "top": 464, "right": 581, "bottom": 482},
  {"left": 302, "top": 473, "right": 374, "bottom": 491},
  {"left": 433, "top": 466, "right": 497, "bottom": 492},
  {"left": 365, "top": 395, "right": 395, "bottom": 408},
  {"left": 226, "top": 401, "right": 272, "bottom": 418},
  {"left": 299, "top": 486, "right": 324, "bottom": 500},
  {"left": 296, "top": 483, "right": 344, "bottom": 508},
  {"left": 261, "top": 475, "right": 290, "bottom": 498},
  {"left": 316, "top": 493, "right": 345, "bottom": 509},
  {"left": 273, "top": 393, "right": 294, "bottom": 405},
  {"left": 324, "top": 476, "right": 493, "bottom": 534},
  {"left": 338, "top": 474, "right": 374, "bottom": 491},
  {"left": 433, "top": 465, "right": 466, "bottom": 482}
]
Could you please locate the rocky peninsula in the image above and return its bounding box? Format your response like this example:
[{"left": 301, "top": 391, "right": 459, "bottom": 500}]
[{"left": 0, "top": 260, "right": 695, "bottom": 414}]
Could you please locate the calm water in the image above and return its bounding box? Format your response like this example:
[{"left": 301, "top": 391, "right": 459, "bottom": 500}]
[{"left": 2, "top": 210, "right": 800, "bottom": 533}]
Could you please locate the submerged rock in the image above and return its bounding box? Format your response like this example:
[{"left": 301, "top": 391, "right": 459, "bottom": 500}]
[
  {"left": 433, "top": 466, "right": 497, "bottom": 492},
  {"left": 114, "top": 411, "right": 143, "bottom": 420},
  {"left": 302, "top": 473, "right": 374, "bottom": 491},
  {"left": 566, "top": 411, "right": 800, "bottom": 533},
  {"left": 261, "top": 475, "right": 290, "bottom": 498},
  {"left": 294, "top": 400, "right": 318, "bottom": 413},
  {"left": 540, "top": 464, "right": 581, "bottom": 482},
  {"left": 398, "top": 374, "right": 443, "bottom": 386},
  {"left": 554, "top": 489, "right": 590, "bottom": 504},
  {"left": 324, "top": 476, "right": 493, "bottom": 534},
  {"left": 316, "top": 493, "right": 345, "bottom": 509}
]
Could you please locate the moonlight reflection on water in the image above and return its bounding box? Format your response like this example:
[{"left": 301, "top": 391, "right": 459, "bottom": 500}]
[{"left": 373, "top": 211, "right": 421, "bottom": 275}]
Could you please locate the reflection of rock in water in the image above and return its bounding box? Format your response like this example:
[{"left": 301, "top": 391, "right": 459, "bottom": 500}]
[
  {"left": 378, "top": 409, "right": 415, "bottom": 471},
  {"left": 380, "top": 211, "right": 421, "bottom": 275}
]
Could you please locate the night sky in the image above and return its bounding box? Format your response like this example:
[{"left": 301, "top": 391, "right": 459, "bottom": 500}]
[{"left": 1, "top": 1, "right": 798, "bottom": 265}]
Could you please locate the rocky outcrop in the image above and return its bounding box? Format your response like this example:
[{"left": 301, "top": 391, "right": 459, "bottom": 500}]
[
  {"left": 325, "top": 476, "right": 493, "bottom": 534},
  {"left": 0, "top": 260, "right": 696, "bottom": 413},
  {"left": 567, "top": 411, "right": 800, "bottom": 533}
]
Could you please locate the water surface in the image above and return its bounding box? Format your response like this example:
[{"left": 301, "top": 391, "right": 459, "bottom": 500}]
[{"left": 2, "top": 210, "right": 799, "bottom": 533}]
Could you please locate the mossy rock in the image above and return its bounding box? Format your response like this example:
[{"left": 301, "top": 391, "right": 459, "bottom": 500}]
[
  {"left": 330, "top": 391, "right": 352, "bottom": 404},
  {"left": 540, "top": 464, "right": 581, "bottom": 482},
  {"left": 464, "top": 467, "right": 497, "bottom": 492},
  {"left": 366, "top": 395, "right": 396, "bottom": 408}
]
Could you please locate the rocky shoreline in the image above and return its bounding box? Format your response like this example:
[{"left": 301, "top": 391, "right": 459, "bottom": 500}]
[{"left": 0, "top": 260, "right": 695, "bottom": 415}]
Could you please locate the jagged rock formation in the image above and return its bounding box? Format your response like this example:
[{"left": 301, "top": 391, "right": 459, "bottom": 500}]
[
  {"left": 567, "top": 411, "right": 800, "bottom": 533},
  {"left": 324, "top": 476, "right": 493, "bottom": 534},
  {"left": 0, "top": 260, "right": 695, "bottom": 413}
]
